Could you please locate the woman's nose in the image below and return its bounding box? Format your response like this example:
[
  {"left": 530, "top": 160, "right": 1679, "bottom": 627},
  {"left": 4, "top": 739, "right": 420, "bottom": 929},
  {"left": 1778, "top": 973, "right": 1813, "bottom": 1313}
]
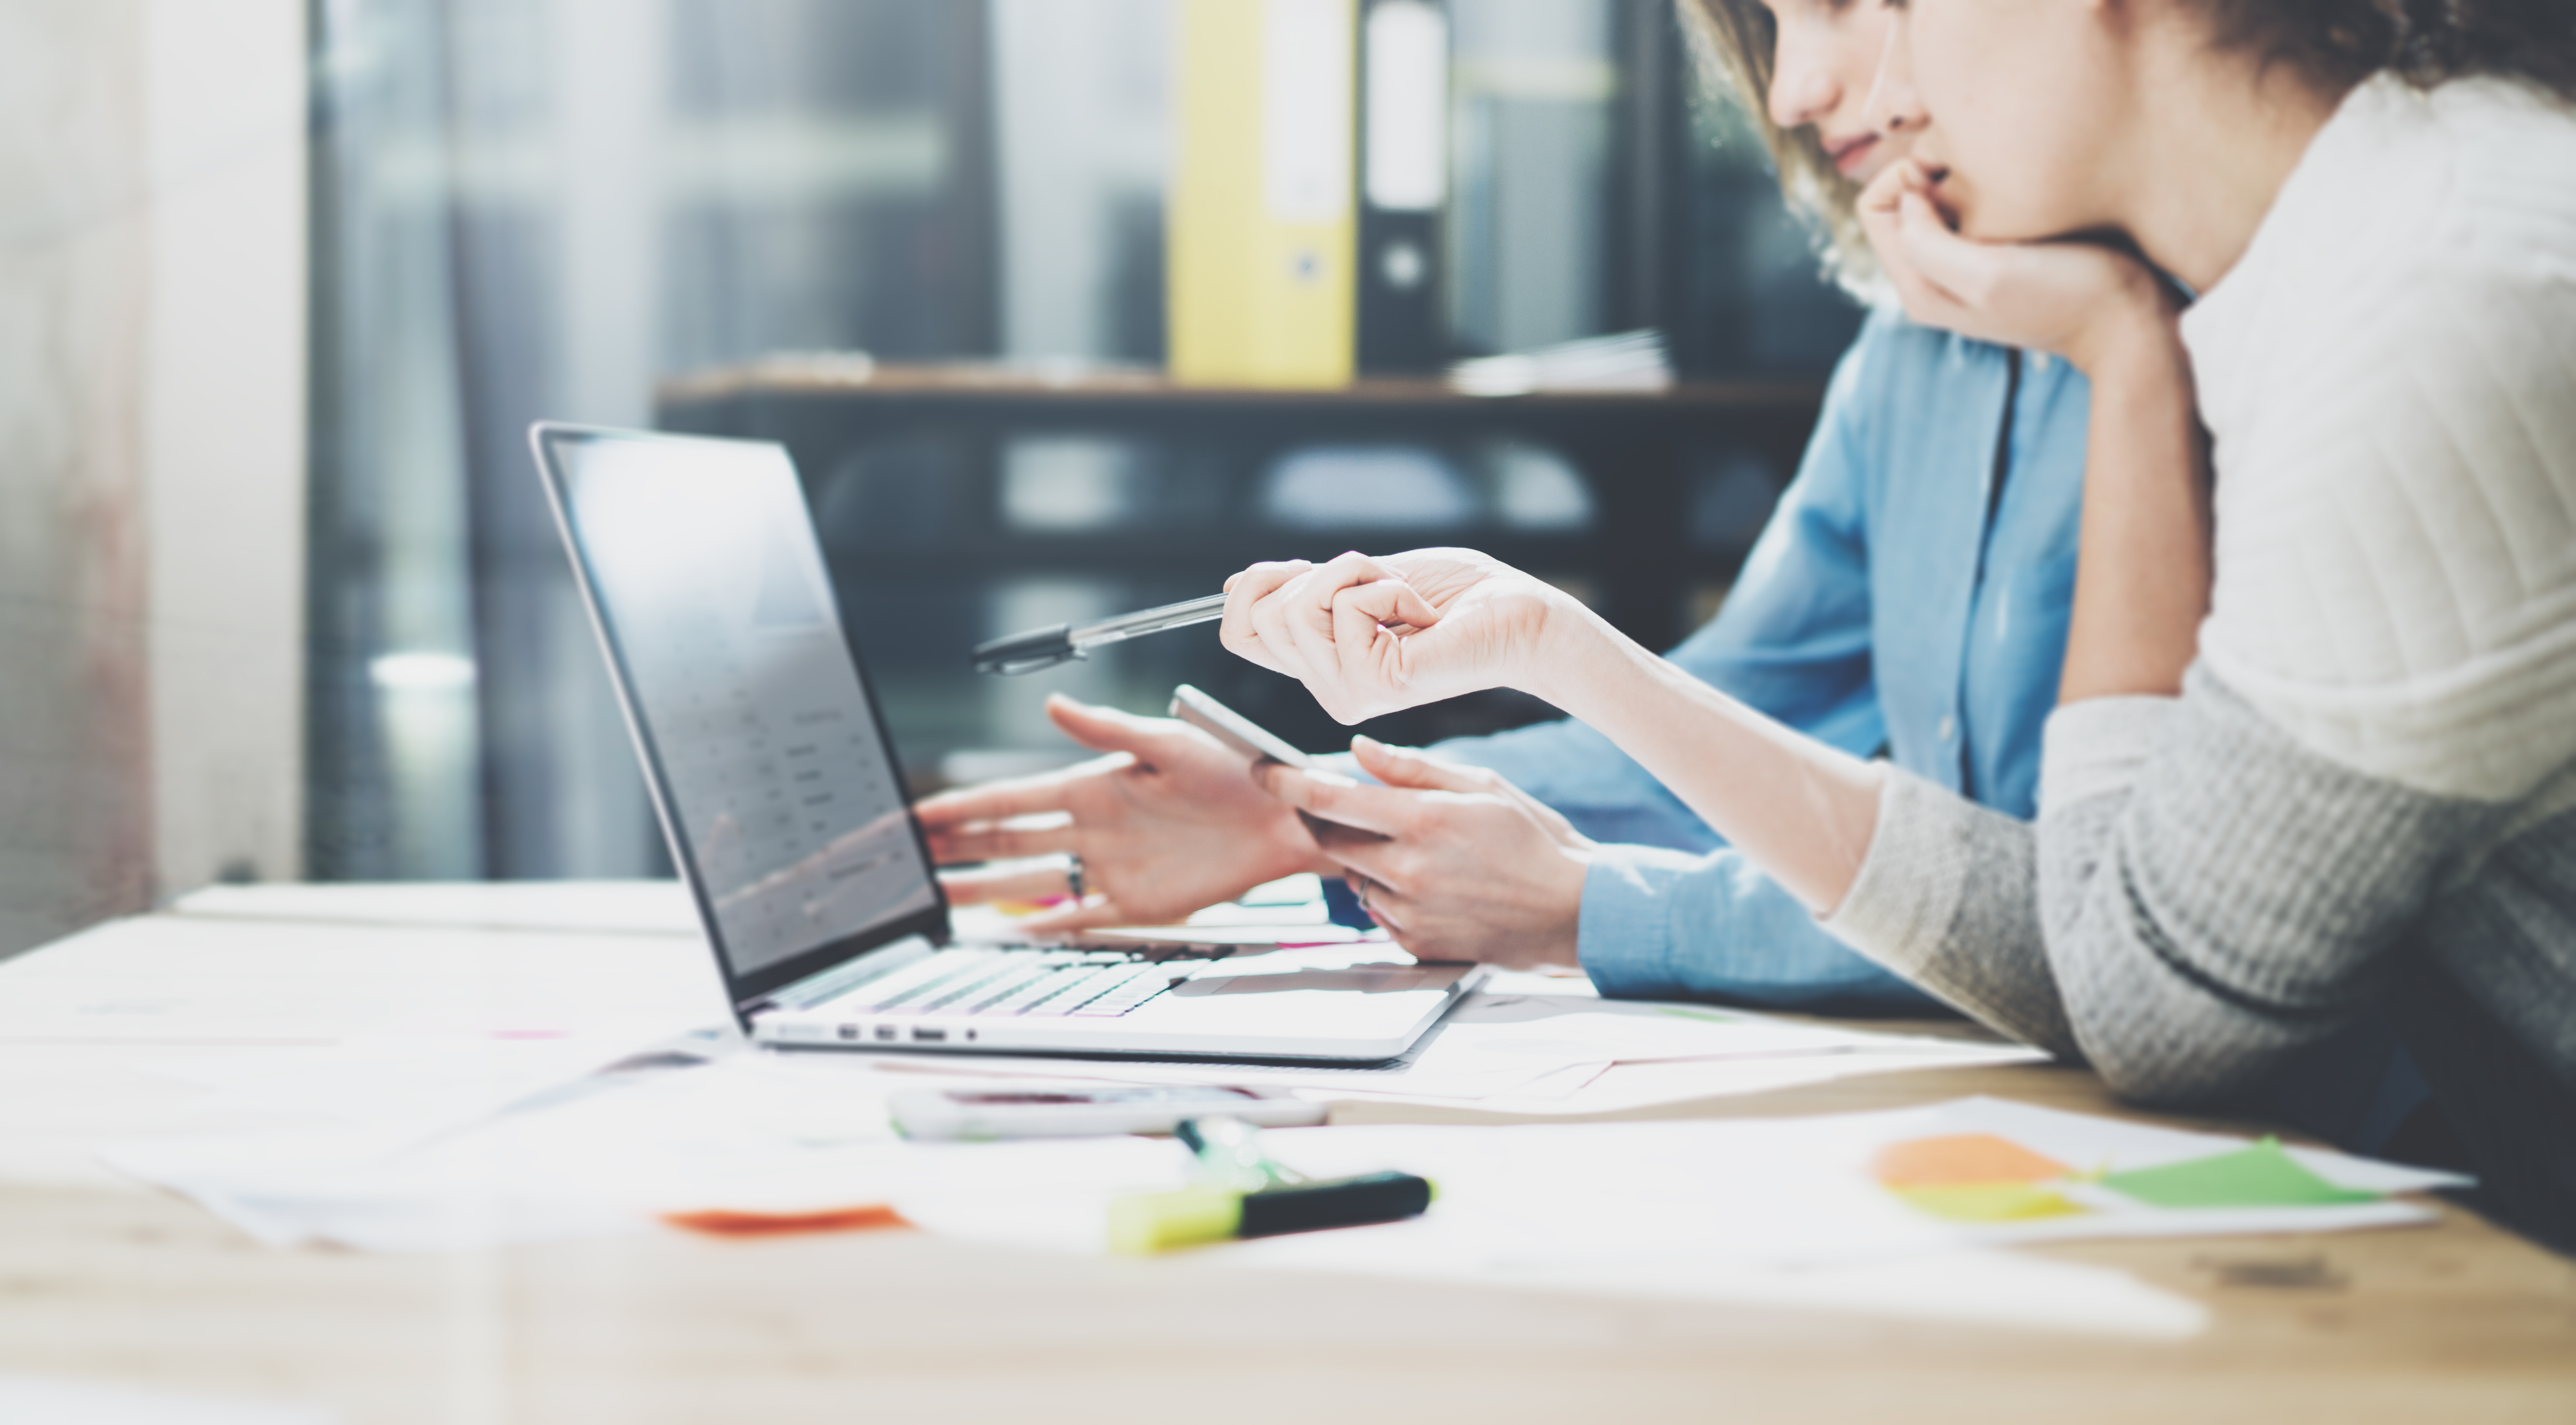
[
  {"left": 1862, "top": 11, "right": 1927, "bottom": 134},
  {"left": 1768, "top": 38, "right": 1839, "bottom": 130}
]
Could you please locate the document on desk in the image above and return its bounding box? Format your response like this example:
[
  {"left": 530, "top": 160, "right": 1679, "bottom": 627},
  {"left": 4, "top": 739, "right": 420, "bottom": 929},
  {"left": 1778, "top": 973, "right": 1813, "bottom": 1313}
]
[
  {"left": 101, "top": 1052, "right": 999, "bottom": 1252},
  {"left": 896, "top": 1097, "right": 2473, "bottom": 1338},
  {"left": 0, "top": 912, "right": 717, "bottom": 1046},
  {"left": 141, "top": 1023, "right": 720, "bottom": 1141}
]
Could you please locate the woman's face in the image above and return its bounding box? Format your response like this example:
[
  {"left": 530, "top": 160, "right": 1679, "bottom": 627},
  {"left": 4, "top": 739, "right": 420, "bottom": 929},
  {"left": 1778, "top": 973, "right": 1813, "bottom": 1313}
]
[
  {"left": 1759, "top": 0, "right": 1914, "bottom": 183},
  {"left": 1869, "top": 0, "right": 2128, "bottom": 241}
]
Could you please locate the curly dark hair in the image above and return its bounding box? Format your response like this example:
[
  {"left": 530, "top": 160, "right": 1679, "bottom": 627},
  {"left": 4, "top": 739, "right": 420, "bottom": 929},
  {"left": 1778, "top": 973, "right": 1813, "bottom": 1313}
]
[
  {"left": 2197, "top": 0, "right": 2576, "bottom": 98},
  {"left": 1667, "top": 0, "right": 2574, "bottom": 294}
]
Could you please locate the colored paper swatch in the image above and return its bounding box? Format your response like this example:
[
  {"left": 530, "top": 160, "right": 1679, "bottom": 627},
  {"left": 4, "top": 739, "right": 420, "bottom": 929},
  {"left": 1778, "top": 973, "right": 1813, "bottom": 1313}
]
[
  {"left": 1873, "top": 1133, "right": 2074, "bottom": 1188},
  {"left": 1892, "top": 1183, "right": 2087, "bottom": 1223},
  {"left": 663, "top": 1205, "right": 908, "bottom": 1237},
  {"left": 2099, "top": 1139, "right": 2383, "bottom": 1209}
]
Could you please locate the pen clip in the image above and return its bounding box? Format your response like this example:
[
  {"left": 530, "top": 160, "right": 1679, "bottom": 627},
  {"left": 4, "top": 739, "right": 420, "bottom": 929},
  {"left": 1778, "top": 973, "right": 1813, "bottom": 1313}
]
[
  {"left": 969, "top": 623, "right": 1081, "bottom": 675},
  {"left": 1177, "top": 1114, "right": 1306, "bottom": 1192}
]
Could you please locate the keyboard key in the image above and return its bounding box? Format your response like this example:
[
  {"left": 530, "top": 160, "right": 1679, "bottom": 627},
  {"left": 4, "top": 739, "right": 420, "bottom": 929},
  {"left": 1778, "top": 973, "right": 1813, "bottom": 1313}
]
[
  {"left": 1017, "top": 965, "right": 1147, "bottom": 1017},
  {"left": 1070, "top": 970, "right": 1179, "bottom": 1017}
]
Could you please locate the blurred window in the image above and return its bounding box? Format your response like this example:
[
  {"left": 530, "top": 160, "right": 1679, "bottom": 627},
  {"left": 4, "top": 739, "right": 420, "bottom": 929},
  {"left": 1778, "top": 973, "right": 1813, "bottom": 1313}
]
[
  {"left": 1002, "top": 437, "right": 1145, "bottom": 532},
  {"left": 1262, "top": 445, "right": 1479, "bottom": 529},
  {"left": 304, "top": 0, "right": 1856, "bottom": 879}
]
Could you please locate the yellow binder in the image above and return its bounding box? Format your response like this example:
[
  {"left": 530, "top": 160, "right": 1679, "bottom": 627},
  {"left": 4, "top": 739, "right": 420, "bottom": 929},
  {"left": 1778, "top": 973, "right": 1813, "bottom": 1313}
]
[{"left": 1169, "top": 0, "right": 1357, "bottom": 388}]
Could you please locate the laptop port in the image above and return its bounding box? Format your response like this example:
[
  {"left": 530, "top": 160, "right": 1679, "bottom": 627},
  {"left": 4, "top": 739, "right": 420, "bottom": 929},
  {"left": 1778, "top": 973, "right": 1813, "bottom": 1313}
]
[
  {"left": 836, "top": 1024, "right": 858, "bottom": 1041},
  {"left": 911, "top": 1026, "right": 947, "bottom": 1043},
  {"left": 874, "top": 1024, "right": 898, "bottom": 1041}
]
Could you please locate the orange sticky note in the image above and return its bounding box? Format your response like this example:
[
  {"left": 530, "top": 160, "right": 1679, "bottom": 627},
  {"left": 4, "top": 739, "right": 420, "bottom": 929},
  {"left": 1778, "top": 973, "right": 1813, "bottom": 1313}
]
[
  {"left": 1873, "top": 1134, "right": 2073, "bottom": 1189},
  {"left": 662, "top": 1205, "right": 909, "bottom": 1237}
]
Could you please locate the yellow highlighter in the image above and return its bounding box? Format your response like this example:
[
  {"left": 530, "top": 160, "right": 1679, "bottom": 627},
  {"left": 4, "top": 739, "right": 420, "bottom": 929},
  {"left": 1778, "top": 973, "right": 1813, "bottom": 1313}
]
[{"left": 1109, "top": 1115, "right": 1434, "bottom": 1254}]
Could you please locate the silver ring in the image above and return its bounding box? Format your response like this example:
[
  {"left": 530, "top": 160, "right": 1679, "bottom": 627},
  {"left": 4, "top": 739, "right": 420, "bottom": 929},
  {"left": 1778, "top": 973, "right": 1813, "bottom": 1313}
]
[
  {"left": 1065, "top": 854, "right": 1086, "bottom": 900},
  {"left": 1354, "top": 876, "right": 1371, "bottom": 912}
]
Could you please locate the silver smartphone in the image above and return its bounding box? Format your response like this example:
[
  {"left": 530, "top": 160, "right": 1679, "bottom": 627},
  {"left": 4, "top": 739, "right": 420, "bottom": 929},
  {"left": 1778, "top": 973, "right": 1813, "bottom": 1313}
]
[{"left": 1170, "top": 684, "right": 1316, "bottom": 769}]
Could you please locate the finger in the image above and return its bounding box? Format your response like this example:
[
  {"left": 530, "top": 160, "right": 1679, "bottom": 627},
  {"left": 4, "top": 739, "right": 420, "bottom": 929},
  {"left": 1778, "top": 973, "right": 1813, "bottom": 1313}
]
[
  {"left": 1896, "top": 192, "right": 1989, "bottom": 305},
  {"left": 1305, "top": 550, "right": 1395, "bottom": 609},
  {"left": 1258, "top": 763, "right": 1419, "bottom": 839},
  {"left": 1042, "top": 696, "right": 1181, "bottom": 762},
  {"left": 1348, "top": 735, "right": 1493, "bottom": 794},
  {"left": 1308, "top": 823, "right": 1414, "bottom": 896},
  {"left": 1307, "top": 552, "right": 1441, "bottom": 628},
  {"left": 1013, "top": 896, "right": 1140, "bottom": 936},
  {"left": 1220, "top": 561, "right": 1311, "bottom": 674},
  {"left": 1276, "top": 566, "right": 1360, "bottom": 690},
  {"left": 935, "top": 862, "right": 1084, "bottom": 904},
  {"left": 1493, "top": 777, "right": 1586, "bottom": 846},
  {"left": 926, "top": 817, "right": 1081, "bottom": 864},
  {"left": 1246, "top": 565, "right": 1315, "bottom": 677},
  {"left": 1347, "top": 873, "right": 1408, "bottom": 935},
  {"left": 1857, "top": 158, "right": 1912, "bottom": 224},
  {"left": 1329, "top": 580, "right": 1439, "bottom": 710},
  {"left": 912, "top": 762, "right": 1115, "bottom": 828}
]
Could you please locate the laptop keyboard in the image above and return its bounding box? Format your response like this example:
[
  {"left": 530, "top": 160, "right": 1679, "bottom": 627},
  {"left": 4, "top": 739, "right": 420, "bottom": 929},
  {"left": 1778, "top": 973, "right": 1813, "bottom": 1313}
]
[{"left": 833, "top": 945, "right": 1234, "bottom": 1021}]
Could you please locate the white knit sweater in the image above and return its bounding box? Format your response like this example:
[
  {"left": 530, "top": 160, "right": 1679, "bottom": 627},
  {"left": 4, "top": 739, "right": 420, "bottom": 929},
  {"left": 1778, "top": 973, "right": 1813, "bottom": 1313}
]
[
  {"left": 1820, "top": 75, "right": 2576, "bottom": 1248},
  {"left": 2177, "top": 75, "right": 2576, "bottom": 807}
]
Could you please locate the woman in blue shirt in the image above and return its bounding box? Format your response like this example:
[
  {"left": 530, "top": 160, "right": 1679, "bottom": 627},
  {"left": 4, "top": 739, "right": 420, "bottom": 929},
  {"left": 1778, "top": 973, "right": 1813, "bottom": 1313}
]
[
  {"left": 921, "top": 0, "right": 2084, "bottom": 1015},
  {"left": 921, "top": 0, "right": 2425, "bottom": 1161}
]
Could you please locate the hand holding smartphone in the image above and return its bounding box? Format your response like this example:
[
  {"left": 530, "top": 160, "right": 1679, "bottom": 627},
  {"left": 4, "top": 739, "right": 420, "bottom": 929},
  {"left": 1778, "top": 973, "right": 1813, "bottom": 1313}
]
[
  {"left": 1170, "top": 684, "right": 1316, "bottom": 769},
  {"left": 1170, "top": 685, "right": 1386, "bottom": 857}
]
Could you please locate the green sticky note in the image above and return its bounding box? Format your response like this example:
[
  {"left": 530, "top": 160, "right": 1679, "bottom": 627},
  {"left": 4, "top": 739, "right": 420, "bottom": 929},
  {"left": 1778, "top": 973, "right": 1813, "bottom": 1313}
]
[{"left": 2100, "top": 1139, "right": 2382, "bottom": 1209}]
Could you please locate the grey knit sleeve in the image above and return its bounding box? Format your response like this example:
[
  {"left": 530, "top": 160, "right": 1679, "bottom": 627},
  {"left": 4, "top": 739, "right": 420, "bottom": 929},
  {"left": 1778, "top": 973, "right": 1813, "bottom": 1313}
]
[{"left": 1826, "top": 665, "right": 2503, "bottom": 1104}]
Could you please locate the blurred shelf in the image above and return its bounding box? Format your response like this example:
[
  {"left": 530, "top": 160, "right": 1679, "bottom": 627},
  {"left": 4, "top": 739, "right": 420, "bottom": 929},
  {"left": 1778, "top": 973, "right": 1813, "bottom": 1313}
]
[
  {"left": 659, "top": 360, "right": 1824, "bottom": 416},
  {"left": 655, "top": 357, "right": 1824, "bottom": 756}
]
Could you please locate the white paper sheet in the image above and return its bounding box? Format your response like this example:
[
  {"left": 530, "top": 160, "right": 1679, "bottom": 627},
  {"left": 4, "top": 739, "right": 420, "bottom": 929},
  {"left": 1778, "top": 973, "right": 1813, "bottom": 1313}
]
[
  {"left": 0, "top": 914, "right": 720, "bottom": 1046},
  {"left": 105, "top": 1054, "right": 896, "bottom": 1250},
  {"left": 143, "top": 1024, "right": 721, "bottom": 1140},
  {"left": 105, "top": 1053, "right": 2463, "bottom": 1346},
  {"left": 899, "top": 1099, "right": 2469, "bottom": 1271},
  {"left": 168, "top": 880, "right": 701, "bottom": 937}
]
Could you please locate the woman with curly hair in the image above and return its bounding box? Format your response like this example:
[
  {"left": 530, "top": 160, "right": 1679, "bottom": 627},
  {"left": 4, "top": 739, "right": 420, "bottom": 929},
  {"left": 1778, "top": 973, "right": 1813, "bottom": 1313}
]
[{"left": 1227, "top": 0, "right": 2576, "bottom": 1249}]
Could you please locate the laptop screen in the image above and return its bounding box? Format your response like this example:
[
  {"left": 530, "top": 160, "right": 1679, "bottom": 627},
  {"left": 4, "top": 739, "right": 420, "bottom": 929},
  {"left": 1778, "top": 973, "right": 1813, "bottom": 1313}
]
[{"left": 535, "top": 426, "right": 943, "bottom": 1001}]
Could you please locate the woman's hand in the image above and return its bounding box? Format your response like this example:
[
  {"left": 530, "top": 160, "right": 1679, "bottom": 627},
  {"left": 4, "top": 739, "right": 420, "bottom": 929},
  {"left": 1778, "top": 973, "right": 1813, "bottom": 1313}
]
[
  {"left": 1860, "top": 159, "right": 2177, "bottom": 379},
  {"left": 1218, "top": 549, "right": 1581, "bottom": 725},
  {"left": 1860, "top": 160, "right": 2212, "bottom": 702},
  {"left": 916, "top": 694, "right": 1329, "bottom": 933},
  {"left": 1260, "top": 737, "right": 1593, "bottom": 970}
]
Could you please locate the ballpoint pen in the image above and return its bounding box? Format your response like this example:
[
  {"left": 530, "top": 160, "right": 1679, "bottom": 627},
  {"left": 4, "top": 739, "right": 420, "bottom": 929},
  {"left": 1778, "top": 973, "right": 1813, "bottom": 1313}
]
[{"left": 970, "top": 592, "right": 1229, "bottom": 675}]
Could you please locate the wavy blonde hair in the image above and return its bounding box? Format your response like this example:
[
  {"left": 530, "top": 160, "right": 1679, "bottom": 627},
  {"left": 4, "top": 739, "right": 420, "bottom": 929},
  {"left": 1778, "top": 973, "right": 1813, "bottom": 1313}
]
[{"left": 1674, "top": 0, "right": 1883, "bottom": 297}]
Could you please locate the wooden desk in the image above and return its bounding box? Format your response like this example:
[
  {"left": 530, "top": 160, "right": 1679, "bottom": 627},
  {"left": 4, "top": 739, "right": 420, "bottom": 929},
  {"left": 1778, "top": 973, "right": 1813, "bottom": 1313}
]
[{"left": 3, "top": 887, "right": 2571, "bottom": 1424}]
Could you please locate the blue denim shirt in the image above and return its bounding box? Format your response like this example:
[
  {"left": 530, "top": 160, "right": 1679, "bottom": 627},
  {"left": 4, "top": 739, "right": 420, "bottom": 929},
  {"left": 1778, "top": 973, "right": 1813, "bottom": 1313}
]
[{"left": 1433, "top": 308, "right": 2090, "bottom": 1012}]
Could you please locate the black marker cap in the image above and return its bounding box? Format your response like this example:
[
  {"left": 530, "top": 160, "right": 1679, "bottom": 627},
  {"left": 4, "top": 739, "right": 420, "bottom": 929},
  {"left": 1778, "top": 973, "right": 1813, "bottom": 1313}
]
[{"left": 1236, "top": 1171, "right": 1434, "bottom": 1238}]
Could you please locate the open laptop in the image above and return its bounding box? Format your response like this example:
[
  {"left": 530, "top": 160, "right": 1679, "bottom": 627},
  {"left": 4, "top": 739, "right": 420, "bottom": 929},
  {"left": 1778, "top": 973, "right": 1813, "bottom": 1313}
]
[{"left": 528, "top": 422, "right": 1482, "bottom": 1061}]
